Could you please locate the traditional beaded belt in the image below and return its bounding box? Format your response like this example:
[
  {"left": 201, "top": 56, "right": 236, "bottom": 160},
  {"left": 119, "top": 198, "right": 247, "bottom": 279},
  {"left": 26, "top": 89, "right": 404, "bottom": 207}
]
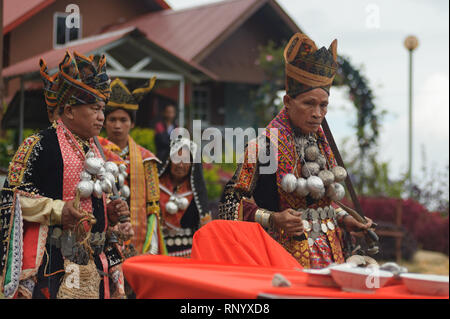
[{"left": 162, "top": 227, "right": 194, "bottom": 247}]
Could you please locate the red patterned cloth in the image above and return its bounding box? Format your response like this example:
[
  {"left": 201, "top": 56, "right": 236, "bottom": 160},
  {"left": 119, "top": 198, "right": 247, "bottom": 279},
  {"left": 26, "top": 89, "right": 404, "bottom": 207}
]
[
  {"left": 56, "top": 119, "right": 106, "bottom": 219},
  {"left": 309, "top": 234, "right": 334, "bottom": 269}
]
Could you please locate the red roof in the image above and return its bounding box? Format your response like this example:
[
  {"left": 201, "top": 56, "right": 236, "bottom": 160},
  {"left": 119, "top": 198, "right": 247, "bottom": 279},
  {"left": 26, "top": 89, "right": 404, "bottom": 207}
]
[
  {"left": 2, "top": 28, "right": 133, "bottom": 78},
  {"left": 2, "top": 0, "right": 171, "bottom": 34},
  {"left": 2, "top": 0, "right": 55, "bottom": 34},
  {"left": 107, "top": 0, "right": 261, "bottom": 62}
]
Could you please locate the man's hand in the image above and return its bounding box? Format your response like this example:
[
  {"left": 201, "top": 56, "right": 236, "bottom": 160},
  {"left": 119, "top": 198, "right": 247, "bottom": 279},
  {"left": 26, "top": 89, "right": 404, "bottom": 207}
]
[
  {"left": 107, "top": 199, "right": 130, "bottom": 226},
  {"left": 61, "top": 200, "right": 84, "bottom": 230},
  {"left": 118, "top": 222, "right": 134, "bottom": 241},
  {"left": 271, "top": 208, "right": 304, "bottom": 237},
  {"left": 342, "top": 215, "right": 374, "bottom": 238}
]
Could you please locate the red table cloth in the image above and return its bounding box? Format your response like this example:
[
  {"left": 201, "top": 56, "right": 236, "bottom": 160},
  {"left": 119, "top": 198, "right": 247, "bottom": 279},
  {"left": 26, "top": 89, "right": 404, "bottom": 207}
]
[
  {"left": 122, "top": 255, "right": 447, "bottom": 299},
  {"left": 123, "top": 220, "right": 447, "bottom": 299}
]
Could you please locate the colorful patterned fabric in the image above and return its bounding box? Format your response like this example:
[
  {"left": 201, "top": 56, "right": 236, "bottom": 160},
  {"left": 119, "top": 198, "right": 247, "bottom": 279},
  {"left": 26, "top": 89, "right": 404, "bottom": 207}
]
[
  {"left": 261, "top": 107, "right": 345, "bottom": 268},
  {"left": 309, "top": 234, "right": 335, "bottom": 269},
  {"left": 40, "top": 51, "right": 110, "bottom": 111},
  {"left": 56, "top": 119, "right": 106, "bottom": 217},
  {"left": 7, "top": 135, "right": 41, "bottom": 186},
  {"left": 263, "top": 107, "right": 337, "bottom": 211},
  {"left": 284, "top": 33, "right": 338, "bottom": 97}
]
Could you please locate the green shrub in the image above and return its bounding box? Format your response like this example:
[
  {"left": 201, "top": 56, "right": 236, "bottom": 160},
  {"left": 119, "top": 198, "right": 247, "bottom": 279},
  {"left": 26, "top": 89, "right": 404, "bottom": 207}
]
[
  {"left": 129, "top": 128, "right": 156, "bottom": 153},
  {"left": 203, "top": 165, "right": 223, "bottom": 201}
]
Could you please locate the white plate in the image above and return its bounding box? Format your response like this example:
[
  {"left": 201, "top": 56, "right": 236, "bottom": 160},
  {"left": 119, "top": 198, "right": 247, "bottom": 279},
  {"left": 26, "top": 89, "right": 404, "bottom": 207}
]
[
  {"left": 400, "top": 273, "right": 449, "bottom": 296},
  {"left": 330, "top": 264, "right": 393, "bottom": 293},
  {"left": 303, "top": 268, "right": 339, "bottom": 288}
]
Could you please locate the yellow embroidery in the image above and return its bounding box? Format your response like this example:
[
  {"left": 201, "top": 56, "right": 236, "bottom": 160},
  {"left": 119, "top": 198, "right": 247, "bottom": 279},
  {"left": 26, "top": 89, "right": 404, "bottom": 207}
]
[
  {"left": 8, "top": 135, "right": 40, "bottom": 186},
  {"left": 144, "top": 161, "right": 160, "bottom": 216}
]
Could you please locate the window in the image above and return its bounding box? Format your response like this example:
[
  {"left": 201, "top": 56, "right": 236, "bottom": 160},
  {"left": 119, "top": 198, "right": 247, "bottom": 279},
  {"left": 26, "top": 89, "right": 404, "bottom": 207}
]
[
  {"left": 192, "top": 87, "right": 211, "bottom": 125},
  {"left": 53, "top": 12, "right": 82, "bottom": 47}
]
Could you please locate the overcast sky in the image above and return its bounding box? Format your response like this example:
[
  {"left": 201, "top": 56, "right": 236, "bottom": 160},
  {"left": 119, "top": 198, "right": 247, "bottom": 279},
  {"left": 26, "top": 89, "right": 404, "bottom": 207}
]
[{"left": 167, "top": 0, "right": 449, "bottom": 182}]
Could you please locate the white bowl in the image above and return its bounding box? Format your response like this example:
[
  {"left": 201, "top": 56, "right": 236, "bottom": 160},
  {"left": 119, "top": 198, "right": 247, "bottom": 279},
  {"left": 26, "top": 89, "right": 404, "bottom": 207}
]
[
  {"left": 400, "top": 273, "right": 449, "bottom": 296},
  {"left": 330, "top": 264, "right": 393, "bottom": 293},
  {"left": 303, "top": 268, "right": 339, "bottom": 288}
]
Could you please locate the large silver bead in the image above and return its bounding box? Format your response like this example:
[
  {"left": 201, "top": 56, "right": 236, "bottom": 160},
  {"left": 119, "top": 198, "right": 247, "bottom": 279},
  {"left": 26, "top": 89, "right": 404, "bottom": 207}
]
[
  {"left": 101, "top": 178, "right": 112, "bottom": 193},
  {"left": 119, "top": 164, "right": 127, "bottom": 174},
  {"left": 317, "top": 154, "right": 327, "bottom": 169},
  {"left": 84, "top": 157, "right": 103, "bottom": 175},
  {"left": 80, "top": 170, "right": 92, "bottom": 181},
  {"left": 176, "top": 197, "right": 190, "bottom": 210},
  {"left": 305, "top": 145, "right": 320, "bottom": 162},
  {"left": 307, "top": 176, "right": 325, "bottom": 194},
  {"left": 334, "top": 183, "right": 346, "bottom": 201},
  {"left": 120, "top": 185, "right": 130, "bottom": 199},
  {"left": 318, "top": 170, "right": 335, "bottom": 186},
  {"left": 302, "top": 162, "right": 320, "bottom": 178},
  {"left": 166, "top": 201, "right": 179, "bottom": 215},
  {"left": 117, "top": 174, "right": 125, "bottom": 188},
  {"left": 77, "top": 180, "right": 94, "bottom": 198},
  {"left": 295, "top": 177, "right": 309, "bottom": 197},
  {"left": 327, "top": 183, "right": 346, "bottom": 201},
  {"left": 93, "top": 180, "right": 103, "bottom": 198},
  {"left": 332, "top": 166, "right": 347, "bottom": 183},
  {"left": 104, "top": 161, "right": 119, "bottom": 177},
  {"left": 310, "top": 186, "right": 325, "bottom": 200},
  {"left": 281, "top": 174, "right": 297, "bottom": 193},
  {"left": 326, "top": 183, "right": 337, "bottom": 199},
  {"left": 104, "top": 172, "right": 116, "bottom": 186},
  {"left": 86, "top": 150, "right": 96, "bottom": 159},
  {"left": 97, "top": 166, "right": 106, "bottom": 178}
]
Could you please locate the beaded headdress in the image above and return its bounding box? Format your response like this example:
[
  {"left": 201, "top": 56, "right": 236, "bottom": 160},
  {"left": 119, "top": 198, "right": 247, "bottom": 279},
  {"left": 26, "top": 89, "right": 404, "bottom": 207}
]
[
  {"left": 40, "top": 51, "right": 111, "bottom": 111},
  {"left": 107, "top": 77, "right": 156, "bottom": 111},
  {"left": 284, "top": 33, "right": 338, "bottom": 97}
]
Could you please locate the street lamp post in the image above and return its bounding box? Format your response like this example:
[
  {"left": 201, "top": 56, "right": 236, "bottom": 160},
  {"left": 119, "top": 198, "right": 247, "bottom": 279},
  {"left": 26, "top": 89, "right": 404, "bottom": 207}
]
[{"left": 404, "top": 35, "right": 419, "bottom": 197}]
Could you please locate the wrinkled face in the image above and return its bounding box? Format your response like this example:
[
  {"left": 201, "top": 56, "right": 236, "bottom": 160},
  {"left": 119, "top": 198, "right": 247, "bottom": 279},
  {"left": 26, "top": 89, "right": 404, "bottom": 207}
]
[
  {"left": 64, "top": 101, "right": 105, "bottom": 139},
  {"left": 284, "top": 88, "right": 329, "bottom": 134},
  {"left": 170, "top": 147, "right": 192, "bottom": 180},
  {"left": 104, "top": 109, "right": 134, "bottom": 141},
  {"left": 163, "top": 105, "right": 176, "bottom": 123}
]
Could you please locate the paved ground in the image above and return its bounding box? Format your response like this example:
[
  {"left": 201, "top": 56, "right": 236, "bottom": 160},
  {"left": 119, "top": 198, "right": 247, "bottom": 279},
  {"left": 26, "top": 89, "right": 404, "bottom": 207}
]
[{"left": 395, "top": 250, "right": 449, "bottom": 275}]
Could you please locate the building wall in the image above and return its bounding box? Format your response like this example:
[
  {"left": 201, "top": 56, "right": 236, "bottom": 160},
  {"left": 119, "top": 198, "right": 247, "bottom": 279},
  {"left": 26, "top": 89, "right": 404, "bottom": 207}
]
[
  {"left": 7, "top": 0, "right": 155, "bottom": 66},
  {"left": 199, "top": 3, "right": 289, "bottom": 85}
]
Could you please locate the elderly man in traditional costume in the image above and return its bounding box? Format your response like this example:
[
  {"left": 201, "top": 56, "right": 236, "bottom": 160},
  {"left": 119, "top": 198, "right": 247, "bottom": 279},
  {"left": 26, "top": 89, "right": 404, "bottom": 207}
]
[
  {"left": 0, "top": 51, "right": 130, "bottom": 299},
  {"left": 98, "top": 77, "right": 167, "bottom": 258},
  {"left": 158, "top": 137, "right": 211, "bottom": 257},
  {"left": 218, "top": 33, "right": 373, "bottom": 269}
]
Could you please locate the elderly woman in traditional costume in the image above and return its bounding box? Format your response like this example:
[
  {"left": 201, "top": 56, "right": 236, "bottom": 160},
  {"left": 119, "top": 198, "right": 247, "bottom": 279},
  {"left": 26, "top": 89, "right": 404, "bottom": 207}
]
[
  {"left": 0, "top": 52, "right": 131, "bottom": 299},
  {"left": 218, "top": 34, "right": 373, "bottom": 269},
  {"left": 158, "top": 137, "right": 211, "bottom": 257}
]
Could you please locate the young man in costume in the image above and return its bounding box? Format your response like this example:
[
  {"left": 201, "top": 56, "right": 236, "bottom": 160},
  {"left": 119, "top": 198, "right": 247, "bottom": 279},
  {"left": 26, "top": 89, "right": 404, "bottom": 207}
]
[
  {"left": 218, "top": 33, "right": 373, "bottom": 269},
  {"left": 99, "top": 77, "right": 167, "bottom": 257},
  {"left": 158, "top": 137, "right": 211, "bottom": 257},
  {"left": 0, "top": 51, "right": 130, "bottom": 299}
]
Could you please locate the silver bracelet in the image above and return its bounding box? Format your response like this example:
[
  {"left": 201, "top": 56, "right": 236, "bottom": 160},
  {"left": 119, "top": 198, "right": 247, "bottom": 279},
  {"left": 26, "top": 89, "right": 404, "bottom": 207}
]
[{"left": 255, "top": 209, "right": 273, "bottom": 229}]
